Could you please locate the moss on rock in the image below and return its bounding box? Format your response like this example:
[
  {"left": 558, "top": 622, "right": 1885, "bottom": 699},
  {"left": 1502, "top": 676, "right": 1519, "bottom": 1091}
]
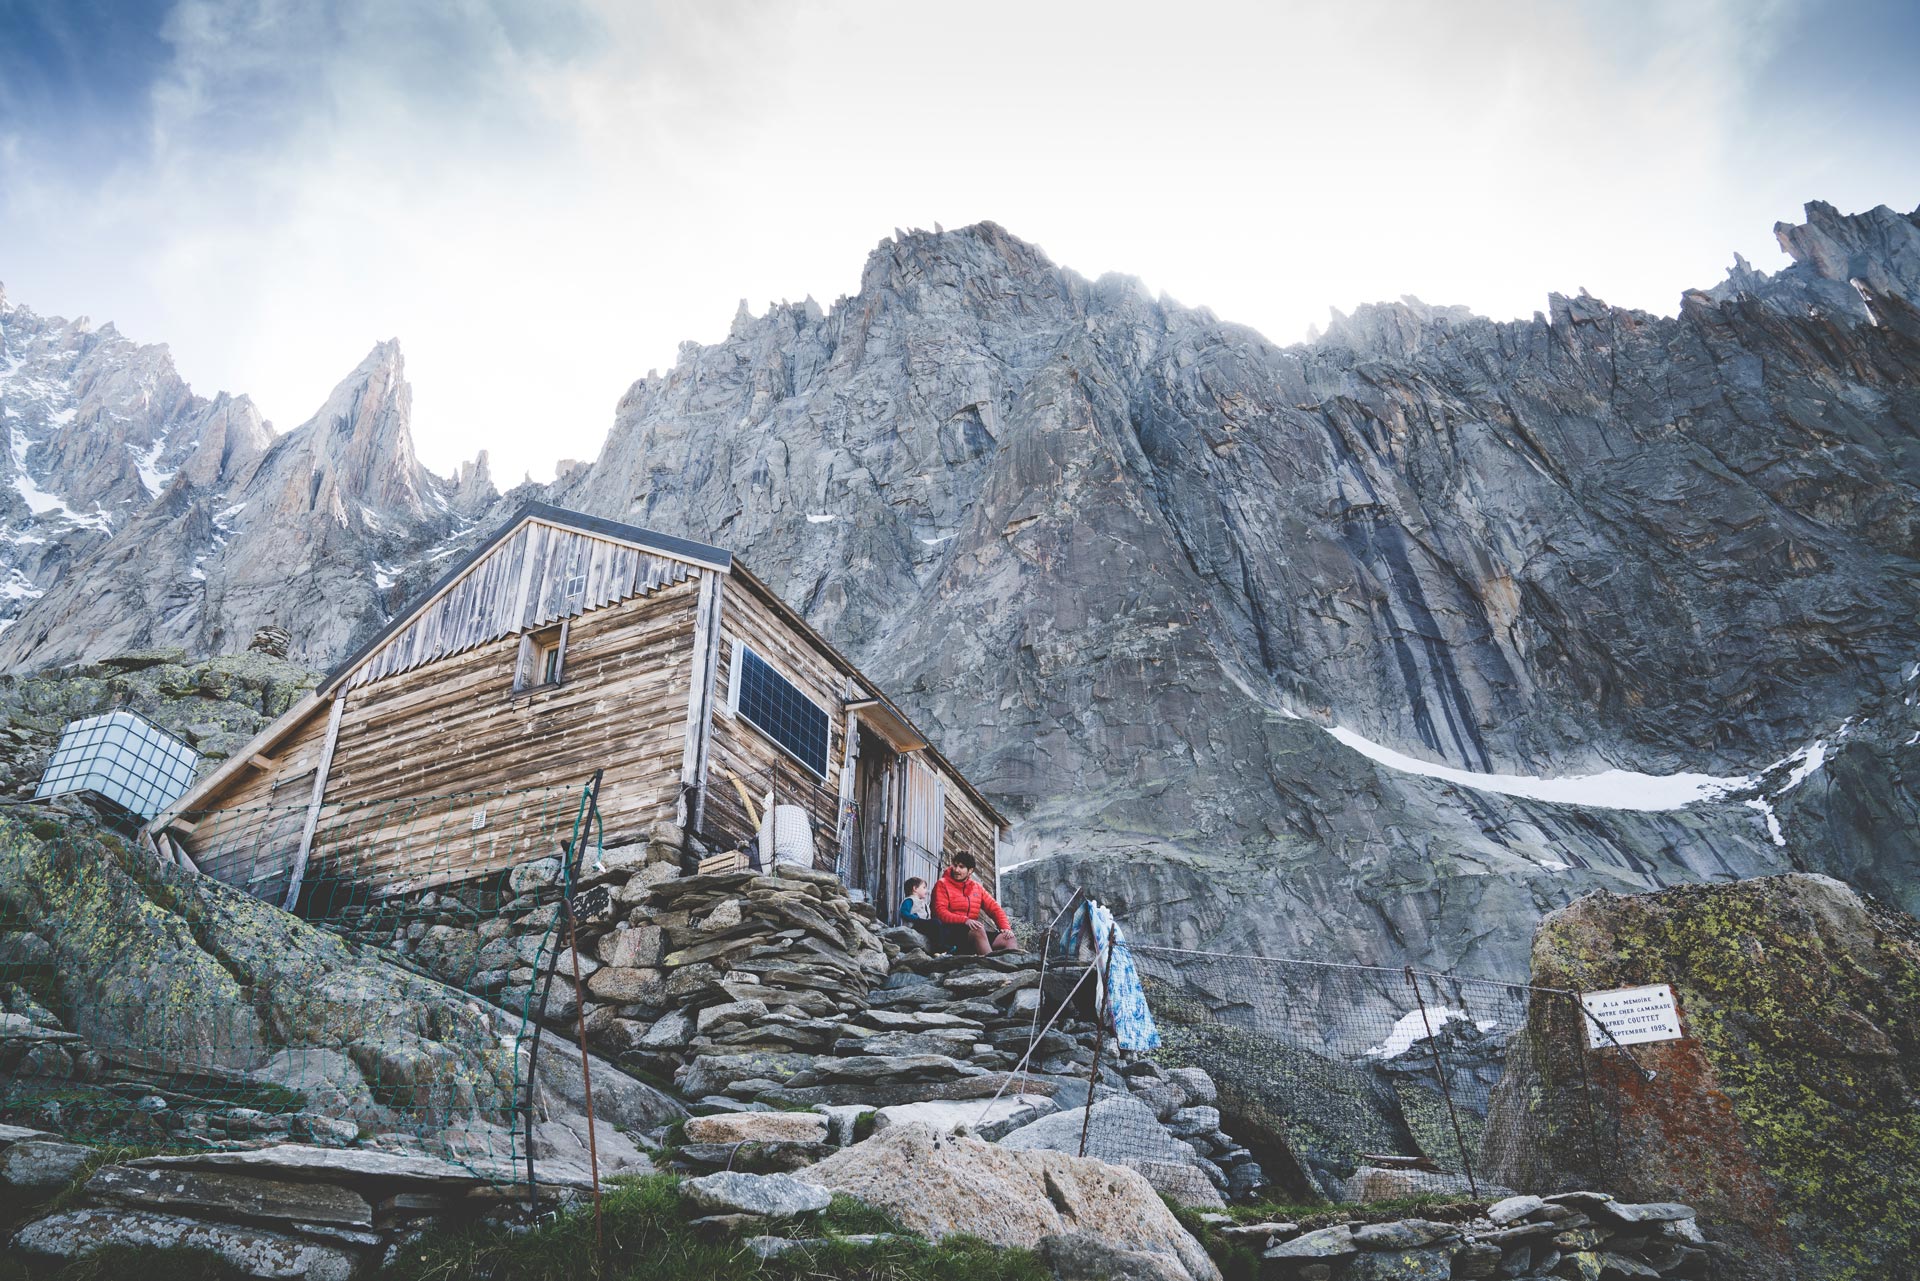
[{"left": 1489, "top": 873, "right": 1920, "bottom": 1281}]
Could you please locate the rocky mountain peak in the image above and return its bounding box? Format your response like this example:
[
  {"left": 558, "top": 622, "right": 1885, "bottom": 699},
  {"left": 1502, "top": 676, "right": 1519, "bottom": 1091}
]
[
  {"left": 5, "top": 201, "right": 1920, "bottom": 997},
  {"left": 0, "top": 319, "right": 490, "bottom": 669}
]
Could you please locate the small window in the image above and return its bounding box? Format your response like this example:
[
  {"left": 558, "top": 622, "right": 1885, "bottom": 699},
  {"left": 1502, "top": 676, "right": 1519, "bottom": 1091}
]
[
  {"left": 729, "top": 643, "right": 830, "bottom": 777},
  {"left": 515, "top": 623, "right": 567, "bottom": 692}
]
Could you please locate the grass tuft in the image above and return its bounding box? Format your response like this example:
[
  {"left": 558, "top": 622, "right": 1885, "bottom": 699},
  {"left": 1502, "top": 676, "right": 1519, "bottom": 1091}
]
[{"left": 379, "top": 1172, "right": 1050, "bottom": 1281}]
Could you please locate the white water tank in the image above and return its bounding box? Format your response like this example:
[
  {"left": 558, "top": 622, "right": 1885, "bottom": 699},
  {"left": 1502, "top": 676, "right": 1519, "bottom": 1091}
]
[{"left": 760, "top": 804, "right": 815, "bottom": 868}]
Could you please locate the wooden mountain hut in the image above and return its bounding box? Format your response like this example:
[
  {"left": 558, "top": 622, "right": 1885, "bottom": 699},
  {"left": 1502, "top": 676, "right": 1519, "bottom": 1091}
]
[{"left": 149, "top": 502, "right": 1005, "bottom": 912}]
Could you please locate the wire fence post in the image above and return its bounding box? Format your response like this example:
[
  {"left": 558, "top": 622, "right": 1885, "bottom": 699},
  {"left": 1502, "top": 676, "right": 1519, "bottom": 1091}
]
[
  {"left": 1405, "top": 965, "right": 1478, "bottom": 1198},
  {"left": 1078, "top": 935, "right": 1116, "bottom": 1160},
  {"left": 563, "top": 771, "right": 606, "bottom": 1252}
]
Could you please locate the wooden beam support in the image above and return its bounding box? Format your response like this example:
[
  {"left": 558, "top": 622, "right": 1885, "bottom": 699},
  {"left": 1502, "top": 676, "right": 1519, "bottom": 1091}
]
[
  {"left": 282, "top": 694, "right": 346, "bottom": 913},
  {"left": 159, "top": 833, "right": 202, "bottom": 876},
  {"left": 683, "top": 570, "right": 725, "bottom": 833},
  {"left": 248, "top": 753, "right": 277, "bottom": 771}
]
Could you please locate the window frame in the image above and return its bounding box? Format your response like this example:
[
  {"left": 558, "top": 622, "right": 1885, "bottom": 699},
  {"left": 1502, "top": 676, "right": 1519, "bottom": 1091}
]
[
  {"left": 514, "top": 621, "right": 569, "bottom": 694},
  {"left": 727, "top": 640, "right": 832, "bottom": 780}
]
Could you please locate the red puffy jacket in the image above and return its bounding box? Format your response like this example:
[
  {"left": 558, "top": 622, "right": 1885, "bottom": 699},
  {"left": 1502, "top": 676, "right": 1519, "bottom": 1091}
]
[{"left": 932, "top": 868, "right": 1010, "bottom": 931}]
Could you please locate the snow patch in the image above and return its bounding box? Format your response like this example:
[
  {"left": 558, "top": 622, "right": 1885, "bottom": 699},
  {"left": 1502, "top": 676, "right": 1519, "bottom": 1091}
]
[
  {"left": 1745, "top": 798, "right": 1785, "bottom": 847},
  {"left": 10, "top": 431, "right": 111, "bottom": 533},
  {"left": 130, "top": 440, "right": 174, "bottom": 497},
  {"left": 1323, "top": 725, "right": 1746, "bottom": 811},
  {"left": 1367, "top": 1007, "right": 1493, "bottom": 1058},
  {"left": 0, "top": 569, "right": 43, "bottom": 602},
  {"left": 805, "top": 513, "right": 837, "bottom": 524},
  {"left": 918, "top": 533, "right": 956, "bottom": 545},
  {"left": 372, "top": 561, "right": 397, "bottom": 590}
]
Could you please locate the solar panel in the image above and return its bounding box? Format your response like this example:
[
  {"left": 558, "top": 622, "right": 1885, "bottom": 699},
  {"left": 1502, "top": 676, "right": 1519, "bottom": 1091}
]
[
  {"left": 735, "top": 646, "right": 830, "bottom": 777},
  {"left": 34, "top": 710, "right": 201, "bottom": 819}
]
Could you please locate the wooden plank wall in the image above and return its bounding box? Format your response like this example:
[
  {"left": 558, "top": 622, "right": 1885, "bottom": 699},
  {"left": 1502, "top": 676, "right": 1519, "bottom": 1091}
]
[
  {"left": 302, "top": 574, "right": 703, "bottom": 895},
  {"left": 941, "top": 779, "right": 1000, "bottom": 891},
  {"left": 703, "top": 584, "right": 848, "bottom": 870},
  {"left": 185, "top": 709, "right": 334, "bottom": 900},
  {"left": 343, "top": 522, "right": 694, "bottom": 690}
]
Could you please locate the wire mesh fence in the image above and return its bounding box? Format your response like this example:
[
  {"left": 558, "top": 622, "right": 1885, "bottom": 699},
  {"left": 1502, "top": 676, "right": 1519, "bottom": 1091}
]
[
  {"left": 0, "top": 781, "right": 608, "bottom": 1189},
  {"left": 1036, "top": 920, "right": 1647, "bottom": 1207}
]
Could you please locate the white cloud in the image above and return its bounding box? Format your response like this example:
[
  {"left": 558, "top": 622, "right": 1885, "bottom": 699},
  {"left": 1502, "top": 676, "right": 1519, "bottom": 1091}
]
[{"left": 2, "top": 0, "right": 1915, "bottom": 484}]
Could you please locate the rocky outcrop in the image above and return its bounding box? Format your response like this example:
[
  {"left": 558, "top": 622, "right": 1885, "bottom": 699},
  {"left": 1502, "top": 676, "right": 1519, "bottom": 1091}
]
[
  {"left": 0, "top": 648, "right": 317, "bottom": 803},
  {"left": 0, "top": 810, "right": 676, "bottom": 1176},
  {"left": 797, "top": 1123, "right": 1221, "bottom": 1281},
  {"left": 1485, "top": 874, "right": 1920, "bottom": 1280},
  {"left": 1208, "top": 1191, "right": 1715, "bottom": 1281},
  {"left": 0, "top": 1128, "right": 592, "bottom": 1278}
]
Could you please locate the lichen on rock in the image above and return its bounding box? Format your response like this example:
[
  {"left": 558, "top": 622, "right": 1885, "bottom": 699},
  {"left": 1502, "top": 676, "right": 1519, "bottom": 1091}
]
[{"left": 1486, "top": 873, "right": 1920, "bottom": 1280}]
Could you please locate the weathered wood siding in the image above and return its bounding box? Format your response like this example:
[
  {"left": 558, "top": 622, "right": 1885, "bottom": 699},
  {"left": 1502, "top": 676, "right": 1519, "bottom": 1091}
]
[
  {"left": 186, "top": 706, "right": 333, "bottom": 898},
  {"left": 301, "top": 574, "right": 702, "bottom": 895},
  {"left": 703, "top": 583, "right": 849, "bottom": 870},
  {"left": 344, "top": 521, "right": 695, "bottom": 690},
  {"left": 941, "top": 773, "right": 1000, "bottom": 891}
]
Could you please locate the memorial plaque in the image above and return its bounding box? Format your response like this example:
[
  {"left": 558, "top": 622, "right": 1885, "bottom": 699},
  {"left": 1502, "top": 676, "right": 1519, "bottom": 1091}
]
[{"left": 1580, "top": 983, "right": 1684, "bottom": 1048}]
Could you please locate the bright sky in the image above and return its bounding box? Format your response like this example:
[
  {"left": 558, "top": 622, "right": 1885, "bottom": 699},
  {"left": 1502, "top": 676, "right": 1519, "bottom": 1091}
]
[{"left": 3, "top": 0, "right": 1917, "bottom": 483}]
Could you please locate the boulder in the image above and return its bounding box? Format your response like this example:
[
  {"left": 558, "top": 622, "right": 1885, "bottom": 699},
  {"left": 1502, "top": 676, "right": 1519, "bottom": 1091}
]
[
  {"left": 597, "top": 924, "right": 665, "bottom": 969},
  {"left": 1345, "top": 1247, "right": 1453, "bottom": 1279},
  {"left": 13, "top": 1208, "right": 357, "bottom": 1280},
  {"left": 696, "top": 999, "right": 770, "bottom": 1033},
  {"left": 799, "top": 1124, "right": 1219, "bottom": 1281},
  {"left": 677, "top": 1052, "right": 819, "bottom": 1098},
  {"left": 837, "top": 1028, "right": 978, "bottom": 1058},
  {"left": 998, "top": 1094, "right": 1225, "bottom": 1207},
  {"left": 1130, "top": 1079, "right": 1186, "bottom": 1121},
  {"left": 870, "top": 1094, "right": 1056, "bottom": 1141},
  {"left": 683, "top": 1170, "right": 832, "bottom": 1217},
  {"left": 127, "top": 1143, "right": 524, "bottom": 1189},
  {"left": 847, "top": 1009, "right": 983, "bottom": 1032},
  {"left": 530, "top": 1042, "right": 686, "bottom": 1132},
  {"left": 1352, "top": 1219, "right": 1457, "bottom": 1249},
  {"left": 0, "top": 1138, "right": 92, "bottom": 1189},
  {"left": 1265, "top": 1224, "right": 1356, "bottom": 1259},
  {"left": 1485, "top": 874, "right": 1920, "bottom": 1279},
  {"left": 576, "top": 967, "right": 660, "bottom": 1006},
  {"left": 1037, "top": 1231, "right": 1193, "bottom": 1281},
  {"left": 639, "top": 1009, "right": 694, "bottom": 1048},
  {"left": 683, "top": 1112, "right": 831, "bottom": 1145},
  {"left": 509, "top": 858, "right": 562, "bottom": 894},
  {"left": 1166, "top": 1105, "right": 1220, "bottom": 1140},
  {"left": 531, "top": 1115, "right": 654, "bottom": 1178},
  {"left": 1486, "top": 1194, "right": 1546, "bottom": 1225},
  {"left": 1165, "top": 1067, "right": 1217, "bottom": 1107},
  {"left": 84, "top": 1165, "right": 374, "bottom": 1225}
]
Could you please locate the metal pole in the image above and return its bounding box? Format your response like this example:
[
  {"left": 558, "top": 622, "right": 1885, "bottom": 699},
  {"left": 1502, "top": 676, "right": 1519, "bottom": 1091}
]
[
  {"left": 1078, "top": 935, "right": 1117, "bottom": 1160},
  {"left": 1406, "top": 966, "right": 1478, "bottom": 1198},
  {"left": 1568, "top": 992, "right": 1605, "bottom": 1173},
  {"left": 565, "top": 771, "right": 606, "bottom": 1253},
  {"left": 562, "top": 874, "right": 605, "bottom": 1252},
  {"left": 521, "top": 772, "right": 603, "bottom": 1213}
]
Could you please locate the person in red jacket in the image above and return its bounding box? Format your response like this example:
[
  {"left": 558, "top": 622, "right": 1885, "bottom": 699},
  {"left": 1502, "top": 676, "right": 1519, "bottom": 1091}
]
[{"left": 931, "top": 852, "right": 1018, "bottom": 955}]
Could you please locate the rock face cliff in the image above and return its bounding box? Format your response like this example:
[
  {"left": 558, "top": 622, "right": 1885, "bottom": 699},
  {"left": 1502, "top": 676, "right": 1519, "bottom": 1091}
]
[{"left": 4, "top": 201, "right": 1918, "bottom": 984}]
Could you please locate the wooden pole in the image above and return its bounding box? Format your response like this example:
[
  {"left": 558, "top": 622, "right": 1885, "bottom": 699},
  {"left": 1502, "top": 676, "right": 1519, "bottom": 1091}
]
[{"left": 282, "top": 694, "right": 345, "bottom": 912}]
